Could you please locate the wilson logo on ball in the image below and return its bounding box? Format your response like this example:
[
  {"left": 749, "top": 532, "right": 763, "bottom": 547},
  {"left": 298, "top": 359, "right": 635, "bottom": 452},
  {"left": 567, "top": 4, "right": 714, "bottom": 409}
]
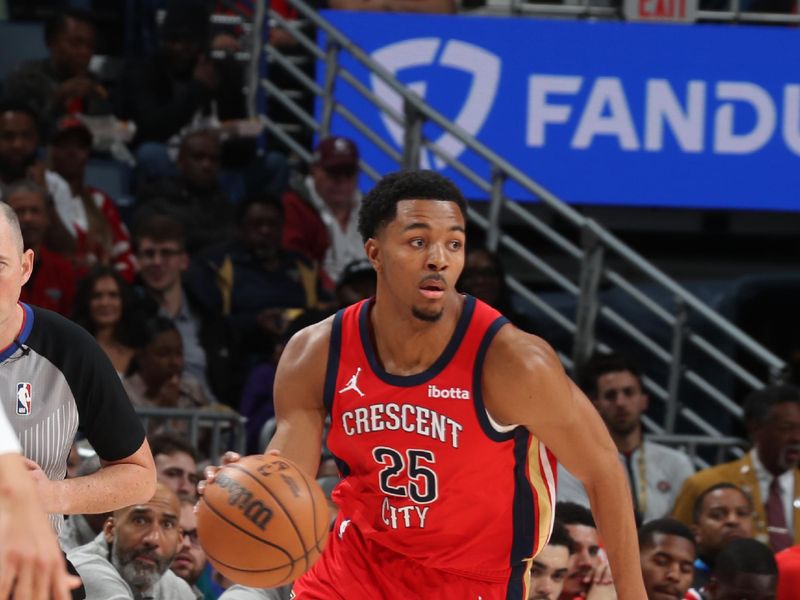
[{"left": 215, "top": 472, "right": 274, "bottom": 531}]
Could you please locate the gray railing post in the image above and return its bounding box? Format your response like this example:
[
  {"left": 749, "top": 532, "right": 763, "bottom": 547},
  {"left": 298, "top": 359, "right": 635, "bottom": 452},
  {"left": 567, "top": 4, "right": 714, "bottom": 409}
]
[
  {"left": 320, "top": 40, "right": 340, "bottom": 138},
  {"left": 403, "top": 98, "right": 422, "bottom": 169},
  {"left": 572, "top": 223, "right": 604, "bottom": 369},
  {"left": 665, "top": 297, "right": 688, "bottom": 433},
  {"left": 487, "top": 167, "right": 506, "bottom": 253}
]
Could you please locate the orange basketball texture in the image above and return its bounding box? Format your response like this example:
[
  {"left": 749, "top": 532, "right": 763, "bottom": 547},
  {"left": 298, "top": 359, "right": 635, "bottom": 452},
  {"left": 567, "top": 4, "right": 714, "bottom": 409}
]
[{"left": 196, "top": 454, "right": 330, "bottom": 588}]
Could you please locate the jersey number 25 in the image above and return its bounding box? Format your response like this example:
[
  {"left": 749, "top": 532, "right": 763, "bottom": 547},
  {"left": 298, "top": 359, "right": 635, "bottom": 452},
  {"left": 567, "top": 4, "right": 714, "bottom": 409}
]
[{"left": 372, "top": 447, "right": 438, "bottom": 504}]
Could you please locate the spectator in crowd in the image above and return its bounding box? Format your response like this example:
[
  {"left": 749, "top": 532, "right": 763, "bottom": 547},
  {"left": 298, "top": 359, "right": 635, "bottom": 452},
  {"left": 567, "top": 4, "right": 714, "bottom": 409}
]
[
  {"left": 558, "top": 353, "right": 695, "bottom": 524},
  {"left": 49, "top": 116, "right": 136, "bottom": 281},
  {"left": 282, "top": 136, "right": 365, "bottom": 286},
  {"left": 672, "top": 384, "right": 800, "bottom": 551},
  {"left": 187, "top": 194, "right": 324, "bottom": 358},
  {"left": 776, "top": 544, "right": 800, "bottom": 600},
  {"left": 73, "top": 264, "right": 143, "bottom": 375},
  {"left": 0, "top": 99, "right": 75, "bottom": 253},
  {"left": 335, "top": 258, "right": 376, "bottom": 308},
  {"left": 556, "top": 502, "right": 605, "bottom": 600},
  {"left": 133, "top": 213, "right": 242, "bottom": 404},
  {"left": 171, "top": 498, "right": 208, "bottom": 598},
  {"left": 116, "top": 0, "right": 287, "bottom": 197},
  {"left": 638, "top": 518, "right": 696, "bottom": 600},
  {"left": 528, "top": 521, "right": 574, "bottom": 600},
  {"left": 689, "top": 483, "right": 755, "bottom": 589},
  {"left": 136, "top": 129, "right": 236, "bottom": 254},
  {"left": 67, "top": 483, "right": 196, "bottom": 600},
  {"left": 123, "top": 316, "right": 212, "bottom": 416},
  {"left": 457, "top": 245, "right": 536, "bottom": 332},
  {"left": 5, "top": 179, "right": 77, "bottom": 315},
  {"left": 4, "top": 9, "right": 109, "bottom": 136},
  {"left": 149, "top": 433, "right": 201, "bottom": 502},
  {"left": 327, "top": 0, "right": 456, "bottom": 12},
  {"left": 239, "top": 308, "right": 334, "bottom": 453},
  {"left": 692, "top": 538, "right": 778, "bottom": 600},
  {"left": 59, "top": 455, "right": 108, "bottom": 552}
]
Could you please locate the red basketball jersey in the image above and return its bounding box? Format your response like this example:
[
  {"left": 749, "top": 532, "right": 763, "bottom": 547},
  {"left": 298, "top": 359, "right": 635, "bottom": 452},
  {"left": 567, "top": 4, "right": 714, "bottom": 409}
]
[{"left": 324, "top": 295, "right": 557, "bottom": 587}]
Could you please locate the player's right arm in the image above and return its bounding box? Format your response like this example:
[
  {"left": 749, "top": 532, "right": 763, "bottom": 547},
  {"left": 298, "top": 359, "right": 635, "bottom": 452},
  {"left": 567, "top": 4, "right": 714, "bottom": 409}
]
[{"left": 267, "top": 317, "right": 333, "bottom": 479}]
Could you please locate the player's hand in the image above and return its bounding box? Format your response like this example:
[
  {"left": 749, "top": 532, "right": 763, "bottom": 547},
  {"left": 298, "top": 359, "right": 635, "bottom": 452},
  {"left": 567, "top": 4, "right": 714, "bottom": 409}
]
[
  {"left": 198, "top": 451, "right": 242, "bottom": 497},
  {"left": 198, "top": 450, "right": 282, "bottom": 496},
  {"left": 0, "top": 508, "right": 82, "bottom": 600},
  {"left": 0, "top": 455, "right": 82, "bottom": 600}
]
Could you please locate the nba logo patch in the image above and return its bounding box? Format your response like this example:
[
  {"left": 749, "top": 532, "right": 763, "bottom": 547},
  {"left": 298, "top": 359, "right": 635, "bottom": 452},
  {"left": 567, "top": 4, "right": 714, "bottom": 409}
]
[{"left": 16, "top": 382, "right": 31, "bottom": 416}]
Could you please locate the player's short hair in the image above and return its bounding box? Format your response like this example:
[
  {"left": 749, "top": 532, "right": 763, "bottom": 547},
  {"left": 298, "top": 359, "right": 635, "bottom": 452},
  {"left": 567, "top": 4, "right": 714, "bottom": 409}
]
[
  {"left": 638, "top": 518, "right": 696, "bottom": 551},
  {"left": 555, "top": 502, "right": 596, "bottom": 529},
  {"left": 132, "top": 213, "right": 186, "bottom": 251},
  {"left": 44, "top": 8, "right": 94, "bottom": 46},
  {"left": 0, "top": 202, "right": 24, "bottom": 256},
  {"left": 357, "top": 170, "right": 467, "bottom": 243},
  {"left": 576, "top": 352, "right": 644, "bottom": 399},
  {"left": 548, "top": 520, "right": 576, "bottom": 554},
  {"left": 691, "top": 482, "right": 752, "bottom": 524},
  {"left": 714, "top": 538, "right": 777, "bottom": 580},
  {"left": 148, "top": 433, "right": 199, "bottom": 463},
  {"left": 742, "top": 384, "right": 800, "bottom": 427}
]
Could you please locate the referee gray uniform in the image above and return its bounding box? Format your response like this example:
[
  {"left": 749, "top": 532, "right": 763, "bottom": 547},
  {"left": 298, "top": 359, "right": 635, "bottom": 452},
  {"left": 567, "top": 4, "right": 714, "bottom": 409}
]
[{"left": 1, "top": 303, "right": 145, "bottom": 534}]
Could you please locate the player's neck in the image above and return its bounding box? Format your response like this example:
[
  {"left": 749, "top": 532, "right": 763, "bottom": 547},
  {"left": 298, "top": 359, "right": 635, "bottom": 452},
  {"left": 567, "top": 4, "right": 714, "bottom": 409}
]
[
  {"left": 369, "top": 294, "right": 462, "bottom": 376},
  {"left": 0, "top": 303, "right": 24, "bottom": 353},
  {"left": 613, "top": 426, "right": 643, "bottom": 454}
]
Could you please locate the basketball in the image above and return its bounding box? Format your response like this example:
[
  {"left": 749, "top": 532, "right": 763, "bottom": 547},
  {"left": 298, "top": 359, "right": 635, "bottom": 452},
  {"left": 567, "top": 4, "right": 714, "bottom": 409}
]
[{"left": 196, "top": 454, "right": 330, "bottom": 588}]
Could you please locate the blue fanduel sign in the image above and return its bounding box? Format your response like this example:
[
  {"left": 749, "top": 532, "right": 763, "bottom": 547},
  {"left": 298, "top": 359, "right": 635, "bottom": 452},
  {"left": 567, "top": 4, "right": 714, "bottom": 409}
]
[{"left": 317, "top": 12, "right": 800, "bottom": 211}]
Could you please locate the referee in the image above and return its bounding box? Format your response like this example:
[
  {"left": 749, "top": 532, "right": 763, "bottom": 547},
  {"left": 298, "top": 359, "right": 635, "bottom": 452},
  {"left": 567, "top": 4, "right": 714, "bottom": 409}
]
[{"left": 0, "top": 204, "right": 156, "bottom": 593}]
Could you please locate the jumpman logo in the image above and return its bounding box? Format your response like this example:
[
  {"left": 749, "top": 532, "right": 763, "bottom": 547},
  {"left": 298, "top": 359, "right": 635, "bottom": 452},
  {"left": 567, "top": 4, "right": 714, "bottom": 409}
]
[{"left": 339, "top": 368, "right": 365, "bottom": 397}]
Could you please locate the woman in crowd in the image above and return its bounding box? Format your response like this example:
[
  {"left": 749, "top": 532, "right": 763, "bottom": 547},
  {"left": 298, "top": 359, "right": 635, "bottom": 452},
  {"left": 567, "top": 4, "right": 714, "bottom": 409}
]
[{"left": 73, "top": 265, "right": 143, "bottom": 375}]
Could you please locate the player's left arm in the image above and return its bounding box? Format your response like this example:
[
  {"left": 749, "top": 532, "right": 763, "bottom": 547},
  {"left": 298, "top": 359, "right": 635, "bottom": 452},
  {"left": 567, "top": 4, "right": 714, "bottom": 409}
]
[{"left": 483, "top": 327, "right": 645, "bottom": 599}]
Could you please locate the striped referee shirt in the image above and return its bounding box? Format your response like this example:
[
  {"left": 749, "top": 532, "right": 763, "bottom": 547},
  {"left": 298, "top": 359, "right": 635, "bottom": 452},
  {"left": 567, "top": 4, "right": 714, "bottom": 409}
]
[{"left": 1, "top": 303, "right": 145, "bottom": 534}]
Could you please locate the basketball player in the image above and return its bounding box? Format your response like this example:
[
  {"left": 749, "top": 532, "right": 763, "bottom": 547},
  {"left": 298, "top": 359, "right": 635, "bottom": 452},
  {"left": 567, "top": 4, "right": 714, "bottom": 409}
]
[
  {"left": 209, "top": 171, "right": 645, "bottom": 598},
  {"left": 1, "top": 409, "right": 81, "bottom": 600}
]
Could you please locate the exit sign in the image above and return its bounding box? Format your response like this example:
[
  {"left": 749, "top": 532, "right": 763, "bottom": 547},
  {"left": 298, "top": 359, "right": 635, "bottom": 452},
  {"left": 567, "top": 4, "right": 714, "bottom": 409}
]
[{"left": 624, "top": 0, "right": 697, "bottom": 21}]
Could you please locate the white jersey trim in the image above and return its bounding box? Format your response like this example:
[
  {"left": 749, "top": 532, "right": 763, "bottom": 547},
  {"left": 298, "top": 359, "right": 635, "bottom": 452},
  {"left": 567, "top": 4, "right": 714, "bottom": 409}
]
[{"left": 485, "top": 408, "right": 517, "bottom": 433}]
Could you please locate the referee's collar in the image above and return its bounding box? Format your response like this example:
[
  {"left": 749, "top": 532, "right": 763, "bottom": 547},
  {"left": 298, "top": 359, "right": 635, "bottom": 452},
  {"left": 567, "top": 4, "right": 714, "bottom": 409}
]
[{"left": 0, "top": 302, "right": 34, "bottom": 362}]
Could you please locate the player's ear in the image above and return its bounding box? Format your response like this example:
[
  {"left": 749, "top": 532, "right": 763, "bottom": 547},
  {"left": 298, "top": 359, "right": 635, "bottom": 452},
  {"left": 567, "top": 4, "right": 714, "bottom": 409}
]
[
  {"left": 364, "top": 238, "right": 381, "bottom": 273},
  {"left": 103, "top": 516, "right": 116, "bottom": 543}
]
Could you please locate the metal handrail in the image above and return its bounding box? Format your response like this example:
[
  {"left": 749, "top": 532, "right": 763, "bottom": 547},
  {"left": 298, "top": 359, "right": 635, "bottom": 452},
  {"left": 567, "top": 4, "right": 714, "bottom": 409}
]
[
  {"left": 262, "top": 1, "right": 786, "bottom": 445},
  {"left": 135, "top": 407, "right": 247, "bottom": 463}
]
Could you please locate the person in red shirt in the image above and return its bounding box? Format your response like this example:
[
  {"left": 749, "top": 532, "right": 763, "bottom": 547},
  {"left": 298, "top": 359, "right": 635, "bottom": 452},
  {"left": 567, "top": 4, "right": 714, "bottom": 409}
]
[
  {"left": 4, "top": 180, "right": 76, "bottom": 316},
  {"left": 49, "top": 117, "right": 136, "bottom": 282}
]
